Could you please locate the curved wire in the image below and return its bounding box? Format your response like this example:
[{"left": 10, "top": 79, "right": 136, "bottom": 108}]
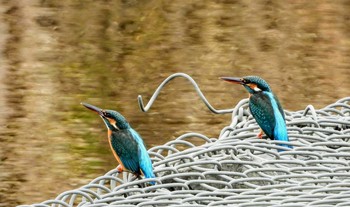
[{"left": 137, "top": 72, "right": 234, "bottom": 114}]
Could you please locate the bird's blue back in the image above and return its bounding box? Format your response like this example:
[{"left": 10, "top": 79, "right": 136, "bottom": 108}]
[{"left": 265, "top": 92, "right": 290, "bottom": 148}]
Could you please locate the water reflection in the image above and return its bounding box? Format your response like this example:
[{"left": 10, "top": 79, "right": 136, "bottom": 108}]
[{"left": 1, "top": 0, "right": 350, "bottom": 205}]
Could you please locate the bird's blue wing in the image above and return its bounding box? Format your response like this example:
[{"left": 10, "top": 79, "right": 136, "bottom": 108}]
[
  {"left": 264, "top": 92, "right": 289, "bottom": 142},
  {"left": 249, "top": 92, "right": 276, "bottom": 139},
  {"left": 274, "top": 94, "right": 286, "bottom": 120},
  {"left": 129, "top": 129, "right": 155, "bottom": 182},
  {"left": 110, "top": 130, "right": 140, "bottom": 173}
]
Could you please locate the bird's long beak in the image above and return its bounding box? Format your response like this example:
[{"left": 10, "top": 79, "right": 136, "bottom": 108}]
[
  {"left": 81, "top": 102, "right": 104, "bottom": 116},
  {"left": 220, "top": 77, "right": 244, "bottom": 85}
]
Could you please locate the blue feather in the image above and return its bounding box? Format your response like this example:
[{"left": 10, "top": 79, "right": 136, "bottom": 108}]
[
  {"left": 122, "top": 158, "right": 139, "bottom": 173},
  {"left": 129, "top": 128, "right": 155, "bottom": 184},
  {"left": 265, "top": 92, "right": 292, "bottom": 151}
]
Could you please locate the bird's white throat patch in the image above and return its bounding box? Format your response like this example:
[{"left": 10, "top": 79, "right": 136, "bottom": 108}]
[{"left": 253, "top": 86, "right": 262, "bottom": 92}]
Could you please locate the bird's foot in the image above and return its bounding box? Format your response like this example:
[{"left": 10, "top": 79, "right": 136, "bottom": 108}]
[
  {"left": 117, "top": 165, "right": 124, "bottom": 173},
  {"left": 134, "top": 173, "right": 141, "bottom": 179},
  {"left": 257, "top": 129, "right": 264, "bottom": 139}
]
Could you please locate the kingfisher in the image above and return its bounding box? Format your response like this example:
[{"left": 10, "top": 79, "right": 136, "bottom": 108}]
[
  {"left": 220, "top": 76, "right": 292, "bottom": 151},
  {"left": 81, "top": 102, "right": 155, "bottom": 184}
]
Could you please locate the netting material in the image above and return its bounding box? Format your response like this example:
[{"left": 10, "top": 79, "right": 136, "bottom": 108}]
[{"left": 20, "top": 96, "right": 350, "bottom": 207}]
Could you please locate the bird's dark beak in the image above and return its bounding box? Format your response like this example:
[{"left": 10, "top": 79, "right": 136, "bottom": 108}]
[
  {"left": 81, "top": 102, "right": 104, "bottom": 116},
  {"left": 220, "top": 77, "right": 244, "bottom": 85}
]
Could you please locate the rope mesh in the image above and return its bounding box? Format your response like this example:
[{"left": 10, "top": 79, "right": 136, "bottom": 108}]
[{"left": 20, "top": 96, "right": 350, "bottom": 207}]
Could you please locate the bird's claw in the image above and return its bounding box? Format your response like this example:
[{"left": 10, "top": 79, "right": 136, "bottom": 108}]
[
  {"left": 117, "top": 165, "right": 124, "bottom": 173},
  {"left": 257, "top": 130, "right": 264, "bottom": 139}
]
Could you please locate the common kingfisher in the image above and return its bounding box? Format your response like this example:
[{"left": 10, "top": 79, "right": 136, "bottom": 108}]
[
  {"left": 81, "top": 102, "right": 155, "bottom": 184},
  {"left": 220, "top": 76, "right": 292, "bottom": 151}
]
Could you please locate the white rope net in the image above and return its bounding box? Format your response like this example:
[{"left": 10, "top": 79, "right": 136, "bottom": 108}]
[{"left": 21, "top": 74, "right": 350, "bottom": 207}]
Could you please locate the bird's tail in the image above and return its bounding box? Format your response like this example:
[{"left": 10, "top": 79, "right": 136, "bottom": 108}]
[
  {"left": 142, "top": 168, "right": 155, "bottom": 185},
  {"left": 274, "top": 119, "right": 292, "bottom": 152}
]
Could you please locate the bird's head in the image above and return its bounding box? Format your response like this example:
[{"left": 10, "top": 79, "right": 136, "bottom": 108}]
[
  {"left": 81, "top": 102, "right": 130, "bottom": 131},
  {"left": 220, "top": 76, "right": 272, "bottom": 94}
]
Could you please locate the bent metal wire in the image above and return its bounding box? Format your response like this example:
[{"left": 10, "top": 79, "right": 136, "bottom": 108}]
[{"left": 21, "top": 73, "right": 350, "bottom": 207}]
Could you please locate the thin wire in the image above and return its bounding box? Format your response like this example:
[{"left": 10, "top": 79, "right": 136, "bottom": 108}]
[{"left": 137, "top": 72, "right": 234, "bottom": 114}]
